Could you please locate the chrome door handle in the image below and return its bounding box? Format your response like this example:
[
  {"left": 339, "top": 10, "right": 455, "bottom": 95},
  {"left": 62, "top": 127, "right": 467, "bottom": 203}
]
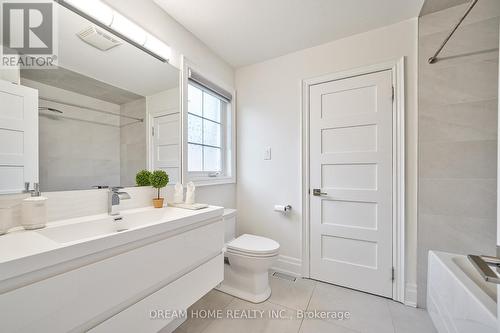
[{"left": 312, "top": 189, "right": 328, "bottom": 196}]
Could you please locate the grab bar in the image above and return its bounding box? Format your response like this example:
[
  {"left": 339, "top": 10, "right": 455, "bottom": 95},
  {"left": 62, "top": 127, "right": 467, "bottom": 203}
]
[{"left": 468, "top": 255, "right": 500, "bottom": 284}]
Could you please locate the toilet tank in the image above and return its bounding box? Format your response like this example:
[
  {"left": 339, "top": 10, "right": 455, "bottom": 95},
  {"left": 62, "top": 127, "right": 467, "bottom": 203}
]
[{"left": 222, "top": 209, "right": 237, "bottom": 243}]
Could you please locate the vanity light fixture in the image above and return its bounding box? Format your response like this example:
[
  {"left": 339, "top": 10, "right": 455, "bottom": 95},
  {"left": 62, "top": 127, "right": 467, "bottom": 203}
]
[
  {"left": 56, "top": 0, "right": 172, "bottom": 62},
  {"left": 110, "top": 11, "right": 147, "bottom": 45},
  {"left": 62, "top": 0, "right": 114, "bottom": 25}
]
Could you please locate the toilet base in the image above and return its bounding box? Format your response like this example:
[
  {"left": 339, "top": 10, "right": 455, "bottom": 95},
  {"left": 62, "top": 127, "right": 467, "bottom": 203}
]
[
  {"left": 215, "top": 282, "right": 271, "bottom": 304},
  {"left": 215, "top": 251, "right": 277, "bottom": 304},
  {"left": 215, "top": 283, "right": 271, "bottom": 303}
]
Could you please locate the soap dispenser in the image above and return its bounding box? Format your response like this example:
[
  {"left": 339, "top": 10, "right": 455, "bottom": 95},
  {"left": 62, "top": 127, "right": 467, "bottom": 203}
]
[{"left": 22, "top": 183, "right": 48, "bottom": 230}]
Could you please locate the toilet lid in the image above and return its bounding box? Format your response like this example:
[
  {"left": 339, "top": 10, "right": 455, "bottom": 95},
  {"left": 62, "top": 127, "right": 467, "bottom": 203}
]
[{"left": 227, "top": 234, "right": 280, "bottom": 256}]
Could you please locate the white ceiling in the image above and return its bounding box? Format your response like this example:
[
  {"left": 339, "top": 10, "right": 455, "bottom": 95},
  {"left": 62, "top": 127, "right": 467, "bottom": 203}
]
[{"left": 154, "top": 0, "right": 425, "bottom": 67}]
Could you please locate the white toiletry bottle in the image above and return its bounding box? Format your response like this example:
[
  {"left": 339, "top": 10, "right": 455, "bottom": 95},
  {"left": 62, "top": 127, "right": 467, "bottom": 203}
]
[
  {"left": 174, "top": 182, "right": 184, "bottom": 204},
  {"left": 185, "top": 181, "right": 196, "bottom": 205},
  {"left": 22, "top": 183, "right": 48, "bottom": 230}
]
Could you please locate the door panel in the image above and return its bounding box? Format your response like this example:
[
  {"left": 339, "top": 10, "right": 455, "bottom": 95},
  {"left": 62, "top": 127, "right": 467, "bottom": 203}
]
[
  {"left": 322, "top": 124, "right": 377, "bottom": 153},
  {"left": 0, "top": 80, "right": 38, "bottom": 194},
  {"left": 309, "top": 70, "right": 393, "bottom": 297},
  {"left": 152, "top": 113, "right": 180, "bottom": 183},
  {"left": 321, "top": 200, "right": 378, "bottom": 229}
]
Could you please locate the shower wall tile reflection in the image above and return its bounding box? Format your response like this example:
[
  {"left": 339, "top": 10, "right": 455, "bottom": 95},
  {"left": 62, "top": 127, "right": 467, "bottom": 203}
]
[
  {"left": 27, "top": 78, "right": 122, "bottom": 192},
  {"left": 120, "top": 98, "right": 147, "bottom": 187}
]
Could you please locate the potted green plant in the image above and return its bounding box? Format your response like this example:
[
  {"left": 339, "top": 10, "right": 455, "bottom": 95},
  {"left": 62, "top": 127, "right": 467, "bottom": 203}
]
[
  {"left": 135, "top": 170, "right": 152, "bottom": 186},
  {"left": 150, "top": 170, "right": 169, "bottom": 208}
]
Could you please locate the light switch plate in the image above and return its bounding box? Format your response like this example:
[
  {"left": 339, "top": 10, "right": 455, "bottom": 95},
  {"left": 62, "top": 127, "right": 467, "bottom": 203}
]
[{"left": 264, "top": 147, "right": 271, "bottom": 160}]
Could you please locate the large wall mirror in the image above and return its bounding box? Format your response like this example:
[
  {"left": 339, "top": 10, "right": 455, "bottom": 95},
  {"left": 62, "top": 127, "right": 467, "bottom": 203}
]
[{"left": 20, "top": 3, "right": 180, "bottom": 192}]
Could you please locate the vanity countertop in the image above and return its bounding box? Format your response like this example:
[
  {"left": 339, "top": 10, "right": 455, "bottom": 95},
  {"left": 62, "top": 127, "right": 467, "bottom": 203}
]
[{"left": 0, "top": 205, "right": 224, "bottom": 286}]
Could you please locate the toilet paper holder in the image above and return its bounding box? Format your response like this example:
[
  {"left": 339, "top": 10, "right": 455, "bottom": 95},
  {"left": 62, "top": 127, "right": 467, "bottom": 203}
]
[{"left": 274, "top": 205, "right": 292, "bottom": 213}]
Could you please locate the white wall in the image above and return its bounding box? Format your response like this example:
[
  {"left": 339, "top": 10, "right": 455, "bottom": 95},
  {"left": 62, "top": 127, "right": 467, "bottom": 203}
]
[
  {"left": 106, "top": 0, "right": 236, "bottom": 209},
  {"left": 0, "top": 68, "right": 19, "bottom": 84},
  {"left": 147, "top": 88, "right": 179, "bottom": 112},
  {"left": 235, "top": 19, "right": 419, "bottom": 301},
  {"left": 0, "top": 46, "right": 20, "bottom": 83}
]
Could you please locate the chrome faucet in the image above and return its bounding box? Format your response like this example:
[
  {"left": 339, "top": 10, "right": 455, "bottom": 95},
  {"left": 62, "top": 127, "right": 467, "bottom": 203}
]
[
  {"left": 24, "top": 182, "right": 41, "bottom": 197},
  {"left": 108, "top": 187, "right": 131, "bottom": 216}
]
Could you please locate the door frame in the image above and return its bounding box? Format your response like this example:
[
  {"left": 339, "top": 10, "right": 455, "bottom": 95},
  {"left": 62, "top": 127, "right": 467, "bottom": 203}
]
[
  {"left": 496, "top": 23, "right": 499, "bottom": 324},
  {"left": 301, "top": 58, "right": 406, "bottom": 303}
]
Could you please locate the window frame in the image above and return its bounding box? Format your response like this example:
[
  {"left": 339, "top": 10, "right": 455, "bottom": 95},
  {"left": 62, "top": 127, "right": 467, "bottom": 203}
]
[
  {"left": 187, "top": 81, "right": 226, "bottom": 175},
  {"left": 181, "top": 58, "right": 236, "bottom": 186}
]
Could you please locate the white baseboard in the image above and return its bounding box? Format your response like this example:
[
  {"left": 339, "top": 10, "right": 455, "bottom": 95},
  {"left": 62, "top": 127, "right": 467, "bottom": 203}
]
[
  {"left": 271, "top": 255, "right": 302, "bottom": 277},
  {"left": 404, "top": 283, "right": 418, "bottom": 307}
]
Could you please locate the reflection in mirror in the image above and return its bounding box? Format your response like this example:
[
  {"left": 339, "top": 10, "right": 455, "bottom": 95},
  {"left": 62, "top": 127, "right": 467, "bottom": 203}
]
[{"left": 21, "top": 3, "right": 180, "bottom": 192}]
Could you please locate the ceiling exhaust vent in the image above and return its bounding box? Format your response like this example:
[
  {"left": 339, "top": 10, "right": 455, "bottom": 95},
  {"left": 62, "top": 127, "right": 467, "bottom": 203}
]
[{"left": 77, "top": 26, "right": 122, "bottom": 51}]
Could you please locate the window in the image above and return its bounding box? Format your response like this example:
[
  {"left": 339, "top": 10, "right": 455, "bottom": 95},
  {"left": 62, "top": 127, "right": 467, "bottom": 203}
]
[
  {"left": 183, "top": 68, "right": 235, "bottom": 185},
  {"left": 187, "top": 83, "right": 226, "bottom": 173}
]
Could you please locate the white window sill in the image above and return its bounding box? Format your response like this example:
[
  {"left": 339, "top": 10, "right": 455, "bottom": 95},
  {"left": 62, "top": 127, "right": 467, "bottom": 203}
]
[{"left": 185, "top": 176, "right": 236, "bottom": 187}]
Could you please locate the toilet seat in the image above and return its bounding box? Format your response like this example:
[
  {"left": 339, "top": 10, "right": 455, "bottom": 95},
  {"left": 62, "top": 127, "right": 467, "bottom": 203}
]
[{"left": 226, "top": 234, "right": 280, "bottom": 257}]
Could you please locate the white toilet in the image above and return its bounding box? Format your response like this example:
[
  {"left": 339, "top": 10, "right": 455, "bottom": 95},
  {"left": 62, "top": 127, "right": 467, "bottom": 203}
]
[{"left": 216, "top": 209, "right": 280, "bottom": 303}]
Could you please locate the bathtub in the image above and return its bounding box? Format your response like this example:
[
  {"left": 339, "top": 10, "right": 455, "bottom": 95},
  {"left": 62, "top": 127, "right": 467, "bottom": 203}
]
[{"left": 427, "top": 251, "right": 497, "bottom": 333}]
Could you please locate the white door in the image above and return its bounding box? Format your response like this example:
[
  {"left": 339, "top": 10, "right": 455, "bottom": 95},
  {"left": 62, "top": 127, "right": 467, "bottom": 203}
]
[
  {"left": 152, "top": 113, "right": 180, "bottom": 183},
  {"left": 0, "top": 80, "right": 38, "bottom": 194},
  {"left": 309, "top": 70, "right": 394, "bottom": 297}
]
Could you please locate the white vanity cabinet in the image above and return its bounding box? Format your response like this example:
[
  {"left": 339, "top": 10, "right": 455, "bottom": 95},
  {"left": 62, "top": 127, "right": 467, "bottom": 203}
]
[{"left": 0, "top": 208, "right": 224, "bottom": 333}]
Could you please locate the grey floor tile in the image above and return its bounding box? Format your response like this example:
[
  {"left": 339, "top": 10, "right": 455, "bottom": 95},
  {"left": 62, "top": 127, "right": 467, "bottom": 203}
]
[
  {"left": 202, "top": 298, "right": 302, "bottom": 333},
  {"left": 174, "top": 290, "right": 234, "bottom": 333},
  {"left": 388, "top": 301, "right": 437, "bottom": 333},
  {"left": 299, "top": 318, "right": 361, "bottom": 333},
  {"left": 268, "top": 273, "right": 316, "bottom": 310},
  {"left": 174, "top": 282, "right": 438, "bottom": 333},
  {"left": 308, "top": 282, "right": 395, "bottom": 333}
]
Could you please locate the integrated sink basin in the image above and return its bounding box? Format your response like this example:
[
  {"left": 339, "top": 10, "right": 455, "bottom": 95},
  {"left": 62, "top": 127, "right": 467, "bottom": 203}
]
[
  {"left": 35, "top": 208, "right": 176, "bottom": 244},
  {"left": 36, "top": 217, "right": 125, "bottom": 244}
]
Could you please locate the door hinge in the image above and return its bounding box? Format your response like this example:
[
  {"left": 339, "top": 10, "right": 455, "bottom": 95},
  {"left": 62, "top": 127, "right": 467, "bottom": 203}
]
[
  {"left": 392, "top": 86, "right": 395, "bottom": 101},
  {"left": 151, "top": 126, "right": 155, "bottom": 136},
  {"left": 392, "top": 267, "right": 395, "bottom": 281}
]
